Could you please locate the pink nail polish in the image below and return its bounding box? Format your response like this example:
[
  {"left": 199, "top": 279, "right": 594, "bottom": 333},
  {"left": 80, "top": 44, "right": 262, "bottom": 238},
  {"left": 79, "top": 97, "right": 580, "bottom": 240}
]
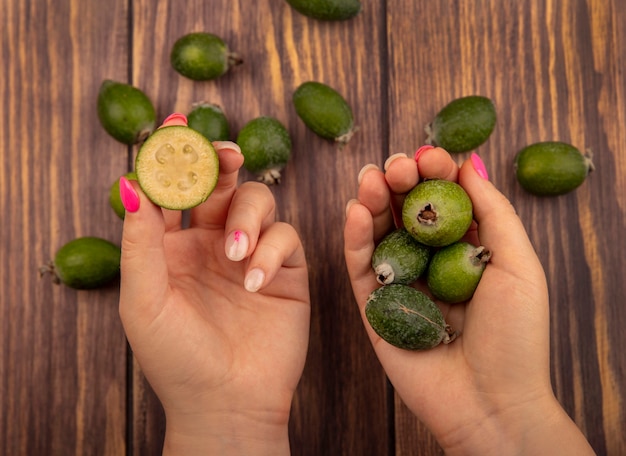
[
  {"left": 414, "top": 145, "right": 435, "bottom": 162},
  {"left": 471, "top": 153, "right": 489, "bottom": 180},
  {"left": 160, "top": 113, "right": 188, "bottom": 128},
  {"left": 119, "top": 176, "right": 140, "bottom": 213}
]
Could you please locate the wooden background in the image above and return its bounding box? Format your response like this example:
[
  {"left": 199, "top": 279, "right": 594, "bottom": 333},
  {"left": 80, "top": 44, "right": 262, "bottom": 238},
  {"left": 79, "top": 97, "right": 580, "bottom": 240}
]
[{"left": 1, "top": 0, "right": 624, "bottom": 454}]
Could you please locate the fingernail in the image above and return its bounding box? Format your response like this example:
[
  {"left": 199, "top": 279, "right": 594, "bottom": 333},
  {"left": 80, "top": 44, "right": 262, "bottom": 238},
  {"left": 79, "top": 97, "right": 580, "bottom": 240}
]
[
  {"left": 244, "top": 268, "right": 265, "bottom": 293},
  {"left": 160, "top": 113, "right": 188, "bottom": 128},
  {"left": 471, "top": 153, "right": 489, "bottom": 180},
  {"left": 119, "top": 176, "right": 140, "bottom": 213},
  {"left": 383, "top": 153, "right": 407, "bottom": 171},
  {"left": 414, "top": 145, "right": 434, "bottom": 162},
  {"left": 225, "top": 230, "right": 249, "bottom": 261},
  {"left": 345, "top": 198, "right": 359, "bottom": 217},
  {"left": 213, "top": 140, "right": 241, "bottom": 154},
  {"left": 357, "top": 164, "right": 379, "bottom": 185}
]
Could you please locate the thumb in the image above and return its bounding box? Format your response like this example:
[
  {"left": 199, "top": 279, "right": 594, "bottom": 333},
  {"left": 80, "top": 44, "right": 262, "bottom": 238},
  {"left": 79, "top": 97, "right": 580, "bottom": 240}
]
[{"left": 118, "top": 176, "right": 169, "bottom": 318}]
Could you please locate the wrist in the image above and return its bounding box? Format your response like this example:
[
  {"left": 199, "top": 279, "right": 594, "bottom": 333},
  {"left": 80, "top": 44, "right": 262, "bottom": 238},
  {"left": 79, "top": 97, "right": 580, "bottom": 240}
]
[{"left": 162, "top": 409, "right": 291, "bottom": 456}]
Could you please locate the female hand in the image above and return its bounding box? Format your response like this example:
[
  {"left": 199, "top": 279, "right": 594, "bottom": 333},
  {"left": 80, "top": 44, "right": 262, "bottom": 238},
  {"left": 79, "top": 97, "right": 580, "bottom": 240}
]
[
  {"left": 118, "top": 115, "right": 310, "bottom": 456},
  {"left": 344, "top": 146, "right": 594, "bottom": 455}
]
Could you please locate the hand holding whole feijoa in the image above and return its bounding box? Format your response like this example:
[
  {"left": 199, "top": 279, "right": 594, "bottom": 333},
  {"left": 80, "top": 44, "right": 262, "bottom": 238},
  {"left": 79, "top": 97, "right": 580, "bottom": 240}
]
[
  {"left": 40, "top": 237, "right": 121, "bottom": 289},
  {"left": 293, "top": 81, "right": 356, "bottom": 145},
  {"left": 425, "top": 95, "right": 496, "bottom": 153},
  {"left": 285, "top": 0, "right": 362, "bottom": 21},
  {"left": 427, "top": 242, "right": 491, "bottom": 303},
  {"left": 365, "top": 284, "right": 457, "bottom": 350},
  {"left": 236, "top": 116, "right": 292, "bottom": 185},
  {"left": 170, "top": 32, "right": 242, "bottom": 81},
  {"left": 97, "top": 80, "right": 156, "bottom": 145},
  {"left": 402, "top": 179, "right": 473, "bottom": 247},
  {"left": 514, "top": 141, "right": 594, "bottom": 196},
  {"left": 371, "top": 228, "right": 431, "bottom": 285}
]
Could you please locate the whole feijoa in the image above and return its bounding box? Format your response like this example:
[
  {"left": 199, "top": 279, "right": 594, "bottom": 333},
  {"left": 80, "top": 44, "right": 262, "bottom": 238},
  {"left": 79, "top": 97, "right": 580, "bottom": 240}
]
[
  {"left": 109, "top": 171, "right": 137, "bottom": 219},
  {"left": 514, "top": 141, "right": 594, "bottom": 196},
  {"left": 293, "top": 81, "right": 355, "bottom": 145},
  {"left": 236, "top": 116, "right": 292, "bottom": 185},
  {"left": 402, "top": 179, "right": 473, "bottom": 247},
  {"left": 371, "top": 229, "right": 431, "bottom": 285},
  {"left": 285, "top": 0, "right": 362, "bottom": 21},
  {"left": 40, "top": 237, "right": 121, "bottom": 289},
  {"left": 97, "top": 80, "right": 156, "bottom": 145},
  {"left": 365, "top": 284, "right": 457, "bottom": 350},
  {"left": 135, "top": 125, "right": 220, "bottom": 210},
  {"left": 425, "top": 95, "right": 496, "bottom": 153},
  {"left": 427, "top": 242, "right": 491, "bottom": 303},
  {"left": 187, "top": 102, "right": 230, "bottom": 141},
  {"left": 170, "top": 32, "right": 242, "bottom": 81}
]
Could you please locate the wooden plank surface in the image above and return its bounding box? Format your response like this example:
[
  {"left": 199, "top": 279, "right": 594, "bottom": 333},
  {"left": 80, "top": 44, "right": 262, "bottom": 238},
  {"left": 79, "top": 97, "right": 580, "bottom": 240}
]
[{"left": 1, "top": 0, "right": 624, "bottom": 455}]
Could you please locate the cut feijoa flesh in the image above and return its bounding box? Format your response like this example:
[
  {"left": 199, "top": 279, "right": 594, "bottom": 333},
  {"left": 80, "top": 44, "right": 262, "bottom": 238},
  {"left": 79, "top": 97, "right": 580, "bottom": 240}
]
[
  {"left": 371, "top": 228, "right": 431, "bottom": 285},
  {"left": 135, "top": 125, "right": 219, "bottom": 210},
  {"left": 365, "top": 284, "right": 457, "bottom": 350}
]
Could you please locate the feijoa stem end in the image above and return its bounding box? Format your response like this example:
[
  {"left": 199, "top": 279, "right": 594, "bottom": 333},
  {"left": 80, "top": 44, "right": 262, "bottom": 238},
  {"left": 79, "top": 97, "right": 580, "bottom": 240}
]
[
  {"left": 258, "top": 168, "right": 282, "bottom": 185},
  {"left": 418, "top": 203, "right": 438, "bottom": 225},
  {"left": 443, "top": 325, "right": 459, "bottom": 344},
  {"left": 374, "top": 263, "right": 395, "bottom": 285},
  {"left": 39, "top": 261, "right": 61, "bottom": 285}
]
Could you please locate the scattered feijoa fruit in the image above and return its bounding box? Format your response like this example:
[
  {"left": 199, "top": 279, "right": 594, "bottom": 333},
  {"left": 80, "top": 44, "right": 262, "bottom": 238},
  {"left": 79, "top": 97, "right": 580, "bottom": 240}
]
[
  {"left": 170, "top": 32, "right": 242, "bottom": 81},
  {"left": 514, "top": 141, "right": 594, "bottom": 196},
  {"left": 109, "top": 172, "right": 137, "bottom": 219},
  {"left": 236, "top": 116, "right": 292, "bottom": 185},
  {"left": 40, "top": 237, "right": 121, "bottom": 289},
  {"left": 97, "top": 80, "right": 156, "bottom": 145},
  {"left": 285, "top": 0, "right": 362, "bottom": 21},
  {"left": 135, "top": 125, "right": 219, "bottom": 210},
  {"left": 371, "top": 229, "right": 431, "bottom": 285},
  {"left": 365, "top": 284, "right": 457, "bottom": 350},
  {"left": 425, "top": 95, "right": 496, "bottom": 153},
  {"left": 187, "top": 102, "right": 230, "bottom": 141},
  {"left": 402, "top": 179, "right": 473, "bottom": 247},
  {"left": 293, "top": 81, "right": 355, "bottom": 145},
  {"left": 427, "top": 242, "right": 491, "bottom": 303}
]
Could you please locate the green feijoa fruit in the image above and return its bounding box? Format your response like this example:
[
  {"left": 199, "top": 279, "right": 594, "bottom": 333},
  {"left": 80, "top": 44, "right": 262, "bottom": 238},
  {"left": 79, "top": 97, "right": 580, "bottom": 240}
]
[
  {"left": 402, "top": 179, "right": 473, "bottom": 247},
  {"left": 425, "top": 95, "right": 496, "bottom": 153},
  {"left": 187, "top": 102, "right": 230, "bottom": 141},
  {"left": 170, "top": 32, "right": 242, "bottom": 81},
  {"left": 293, "top": 81, "right": 355, "bottom": 145},
  {"left": 371, "top": 229, "right": 431, "bottom": 285},
  {"left": 135, "top": 125, "right": 219, "bottom": 210},
  {"left": 365, "top": 284, "right": 458, "bottom": 350},
  {"left": 427, "top": 242, "right": 491, "bottom": 304},
  {"left": 109, "top": 172, "right": 137, "bottom": 219},
  {"left": 237, "top": 116, "right": 292, "bottom": 185},
  {"left": 514, "top": 141, "right": 594, "bottom": 196},
  {"left": 285, "top": 0, "right": 362, "bottom": 21},
  {"left": 40, "top": 237, "right": 121, "bottom": 289},
  {"left": 97, "top": 80, "right": 156, "bottom": 145}
]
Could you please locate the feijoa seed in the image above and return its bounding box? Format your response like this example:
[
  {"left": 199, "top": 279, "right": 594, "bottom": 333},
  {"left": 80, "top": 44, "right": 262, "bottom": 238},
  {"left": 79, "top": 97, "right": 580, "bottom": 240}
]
[
  {"left": 365, "top": 284, "right": 457, "bottom": 350},
  {"left": 425, "top": 95, "right": 496, "bottom": 153},
  {"left": 402, "top": 179, "right": 473, "bottom": 247},
  {"left": 514, "top": 141, "right": 594, "bottom": 196},
  {"left": 371, "top": 229, "right": 431, "bottom": 285}
]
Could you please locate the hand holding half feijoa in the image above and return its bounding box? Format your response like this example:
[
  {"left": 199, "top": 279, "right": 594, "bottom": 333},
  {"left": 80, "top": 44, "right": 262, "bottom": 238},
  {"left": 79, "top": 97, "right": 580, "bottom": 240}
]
[
  {"left": 427, "top": 242, "right": 491, "bottom": 303},
  {"left": 371, "top": 229, "right": 431, "bottom": 285},
  {"left": 402, "top": 179, "right": 473, "bottom": 247},
  {"left": 514, "top": 141, "right": 594, "bottom": 196},
  {"left": 97, "top": 80, "right": 156, "bottom": 145},
  {"left": 40, "top": 237, "right": 121, "bottom": 289},
  {"left": 285, "top": 0, "right": 362, "bottom": 21},
  {"left": 170, "top": 32, "right": 242, "bottom": 81},
  {"left": 237, "top": 116, "right": 292, "bottom": 185},
  {"left": 187, "top": 102, "right": 230, "bottom": 141},
  {"left": 425, "top": 95, "right": 496, "bottom": 153},
  {"left": 293, "top": 81, "right": 355, "bottom": 145},
  {"left": 365, "top": 284, "right": 457, "bottom": 350},
  {"left": 135, "top": 125, "right": 219, "bottom": 210}
]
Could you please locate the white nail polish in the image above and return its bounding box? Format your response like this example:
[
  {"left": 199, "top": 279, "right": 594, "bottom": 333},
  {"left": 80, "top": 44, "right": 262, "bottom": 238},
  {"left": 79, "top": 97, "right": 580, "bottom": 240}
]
[
  {"left": 213, "top": 141, "right": 241, "bottom": 154},
  {"left": 244, "top": 268, "right": 265, "bottom": 293},
  {"left": 357, "top": 164, "right": 379, "bottom": 184},
  {"left": 384, "top": 153, "right": 408, "bottom": 171},
  {"left": 225, "top": 230, "right": 249, "bottom": 261}
]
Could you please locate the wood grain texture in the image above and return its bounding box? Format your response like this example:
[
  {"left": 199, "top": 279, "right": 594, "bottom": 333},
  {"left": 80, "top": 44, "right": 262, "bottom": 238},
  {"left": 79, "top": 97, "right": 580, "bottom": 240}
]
[{"left": 1, "top": 0, "right": 624, "bottom": 455}]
